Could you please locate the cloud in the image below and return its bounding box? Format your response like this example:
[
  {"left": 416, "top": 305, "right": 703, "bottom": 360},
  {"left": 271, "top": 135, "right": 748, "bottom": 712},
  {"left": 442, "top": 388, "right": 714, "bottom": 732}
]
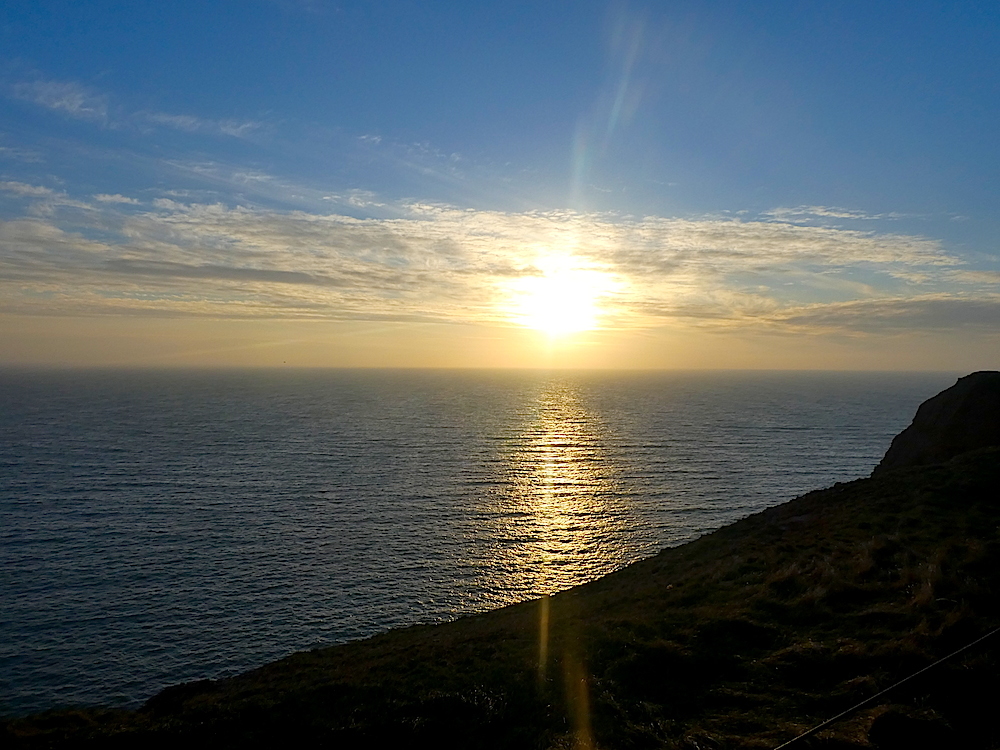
[
  {"left": 322, "top": 190, "right": 387, "bottom": 210},
  {"left": 946, "top": 269, "right": 1000, "bottom": 284},
  {"left": 351, "top": 134, "right": 474, "bottom": 188},
  {"left": 0, "top": 181, "right": 95, "bottom": 213},
  {"left": 142, "top": 112, "right": 202, "bottom": 131},
  {"left": 7, "top": 75, "right": 260, "bottom": 138},
  {"left": 94, "top": 193, "right": 140, "bottom": 204},
  {"left": 11, "top": 79, "right": 109, "bottom": 122},
  {"left": 138, "top": 111, "right": 261, "bottom": 138},
  {"left": 763, "top": 206, "right": 912, "bottom": 223},
  {"left": 0, "top": 197, "right": 992, "bottom": 334},
  {"left": 0, "top": 181, "right": 58, "bottom": 198},
  {"left": 104, "top": 259, "right": 348, "bottom": 287},
  {"left": 0, "top": 145, "right": 43, "bottom": 162},
  {"left": 217, "top": 121, "right": 260, "bottom": 138},
  {"left": 594, "top": 216, "right": 950, "bottom": 273},
  {"left": 770, "top": 296, "right": 1000, "bottom": 333}
]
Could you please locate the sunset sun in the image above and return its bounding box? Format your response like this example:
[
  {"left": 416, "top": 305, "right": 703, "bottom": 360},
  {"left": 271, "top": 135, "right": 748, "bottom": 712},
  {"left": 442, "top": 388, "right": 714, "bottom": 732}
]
[{"left": 509, "top": 257, "right": 616, "bottom": 337}]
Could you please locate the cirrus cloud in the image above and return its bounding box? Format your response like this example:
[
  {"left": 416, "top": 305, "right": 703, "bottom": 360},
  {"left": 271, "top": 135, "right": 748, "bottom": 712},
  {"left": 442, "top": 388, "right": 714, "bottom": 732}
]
[{"left": 0, "top": 192, "right": 993, "bottom": 335}]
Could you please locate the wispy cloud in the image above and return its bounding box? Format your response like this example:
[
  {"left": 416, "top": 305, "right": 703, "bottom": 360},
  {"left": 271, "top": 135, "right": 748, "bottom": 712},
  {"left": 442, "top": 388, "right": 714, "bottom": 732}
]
[
  {"left": 104, "top": 258, "right": 349, "bottom": 287},
  {"left": 948, "top": 269, "right": 1000, "bottom": 284},
  {"left": 1, "top": 193, "right": 992, "bottom": 334},
  {"left": 0, "top": 145, "right": 44, "bottom": 163},
  {"left": 769, "top": 296, "right": 1000, "bottom": 333},
  {"left": 138, "top": 111, "right": 261, "bottom": 138},
  {"left": 323, "top": 189, "right": 382, "bottom": 206},
  {"left": 11, "top": 79, "right": 109, "bottom": 123},
  {"left": 351, "top": 134, "right": 474, "bottom": 189},
  {"left": 94, "top": 193, "right": 140, "bottom": 204},
  {"left": 0, "top": 181, "right": 58, "bottom": 198},
  {"left": 0, "top": 181, "right": 95, "bottom": 213},
  {"left": 6, "top": 74, "right": 261, "bottom": 138},
  {"left": 763, "top": 205, "right": 912, "bottom": 223}
]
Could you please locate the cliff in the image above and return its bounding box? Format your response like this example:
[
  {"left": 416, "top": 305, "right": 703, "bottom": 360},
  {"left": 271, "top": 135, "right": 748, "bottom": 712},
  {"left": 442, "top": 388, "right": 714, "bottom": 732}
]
[
  {"left": 6, "top": 375, "right": 1000, "bottom": 749},
  {"left": 874, "top": 370, "right": 1000, "bottom": 475}
]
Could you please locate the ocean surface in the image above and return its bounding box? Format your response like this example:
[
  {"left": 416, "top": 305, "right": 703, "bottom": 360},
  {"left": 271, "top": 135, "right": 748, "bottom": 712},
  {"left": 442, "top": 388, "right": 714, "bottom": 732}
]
[{"left": 0, "top": 368, "right": 956, "bottom": 716}]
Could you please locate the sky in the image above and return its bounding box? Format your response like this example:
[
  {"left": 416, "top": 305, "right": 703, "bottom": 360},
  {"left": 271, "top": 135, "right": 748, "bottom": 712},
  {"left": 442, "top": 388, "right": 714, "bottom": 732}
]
[{"left": 1, "top": 0, "right": 998, "bottom": 369}]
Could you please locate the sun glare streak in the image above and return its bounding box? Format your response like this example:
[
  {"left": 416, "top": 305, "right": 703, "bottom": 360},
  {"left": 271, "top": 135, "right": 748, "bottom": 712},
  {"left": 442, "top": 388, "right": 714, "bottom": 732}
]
[{"left": 538, "top": 594, "right": 550, "bottom": 683}]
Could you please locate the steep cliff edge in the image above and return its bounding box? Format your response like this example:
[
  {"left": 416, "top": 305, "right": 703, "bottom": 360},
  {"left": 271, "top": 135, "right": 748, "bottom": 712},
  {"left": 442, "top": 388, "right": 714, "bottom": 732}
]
[{"left": 874, "top": 371, "right": 1000, "bottom": 475}]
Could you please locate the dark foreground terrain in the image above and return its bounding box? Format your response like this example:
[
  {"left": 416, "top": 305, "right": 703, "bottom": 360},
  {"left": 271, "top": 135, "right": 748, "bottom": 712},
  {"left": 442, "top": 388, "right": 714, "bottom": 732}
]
[{"left": 6, "top": 375, "right": 1000, "bottom": 749}]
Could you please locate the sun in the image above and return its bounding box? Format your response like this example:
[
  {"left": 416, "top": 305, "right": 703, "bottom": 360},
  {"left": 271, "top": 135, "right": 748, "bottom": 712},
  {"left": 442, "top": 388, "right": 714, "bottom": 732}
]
[{"left": 508, "top": 257, "right": 615, "bottom": 337}]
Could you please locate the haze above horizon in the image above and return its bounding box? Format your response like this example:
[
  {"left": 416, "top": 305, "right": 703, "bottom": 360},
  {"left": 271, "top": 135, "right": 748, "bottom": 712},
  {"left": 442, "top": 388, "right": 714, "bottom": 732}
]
[{"left": 1, "top": 1, "right": 998, "bottom": 370}]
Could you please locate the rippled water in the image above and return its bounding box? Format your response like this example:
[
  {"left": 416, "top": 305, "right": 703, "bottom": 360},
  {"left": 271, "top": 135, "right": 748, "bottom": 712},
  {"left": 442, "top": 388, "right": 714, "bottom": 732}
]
[{"left": 0, "top": 368, "right": 954, "bottom": 716}]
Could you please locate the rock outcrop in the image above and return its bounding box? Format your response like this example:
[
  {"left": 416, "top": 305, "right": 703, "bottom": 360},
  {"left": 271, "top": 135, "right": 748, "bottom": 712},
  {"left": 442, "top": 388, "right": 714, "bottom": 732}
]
[{"left": 873, "top": 370, "right": 1000, "bottom": 475}]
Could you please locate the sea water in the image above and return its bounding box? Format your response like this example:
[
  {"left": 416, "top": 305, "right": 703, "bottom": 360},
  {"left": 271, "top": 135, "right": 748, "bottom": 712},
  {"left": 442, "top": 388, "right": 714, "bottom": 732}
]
[{"left": 0, "top": 368, "right": 955, "bottom": 716}]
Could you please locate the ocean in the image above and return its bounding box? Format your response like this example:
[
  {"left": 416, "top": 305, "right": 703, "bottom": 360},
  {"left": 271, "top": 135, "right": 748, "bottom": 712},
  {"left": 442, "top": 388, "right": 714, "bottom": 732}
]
[{"left": 0, "top": 368, "right": 955, "bottom": 716}]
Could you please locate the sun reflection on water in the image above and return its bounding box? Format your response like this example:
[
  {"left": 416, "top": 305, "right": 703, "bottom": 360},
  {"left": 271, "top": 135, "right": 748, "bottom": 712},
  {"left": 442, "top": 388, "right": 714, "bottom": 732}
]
[{"left": 494, "top": 379, "right": 633, "bottom": 600}]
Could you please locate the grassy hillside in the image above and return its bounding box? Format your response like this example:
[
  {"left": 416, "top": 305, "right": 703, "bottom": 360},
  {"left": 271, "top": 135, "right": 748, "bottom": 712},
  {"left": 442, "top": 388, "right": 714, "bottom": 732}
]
[{"left": 6, "top": 447, "right": 1000, "bottom": 749}]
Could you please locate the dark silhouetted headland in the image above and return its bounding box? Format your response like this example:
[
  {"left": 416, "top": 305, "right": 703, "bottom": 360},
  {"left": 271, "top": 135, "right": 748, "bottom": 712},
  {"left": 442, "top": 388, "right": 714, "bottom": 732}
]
[
  {"left": 5, "top": 373, "right": 1000, "bottom": 749},
  {"left": 874, "top": 370, "right": 1000, "bottom": 476}
]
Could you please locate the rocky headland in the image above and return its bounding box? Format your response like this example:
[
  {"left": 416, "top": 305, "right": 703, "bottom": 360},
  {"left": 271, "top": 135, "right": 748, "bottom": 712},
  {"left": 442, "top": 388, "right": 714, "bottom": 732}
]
[
  {"left": 874, "top": 371, "right": 1000, "bottom": 475},
  {"left": 5, "top": 373, "right": 1000, "bottom": 749}
]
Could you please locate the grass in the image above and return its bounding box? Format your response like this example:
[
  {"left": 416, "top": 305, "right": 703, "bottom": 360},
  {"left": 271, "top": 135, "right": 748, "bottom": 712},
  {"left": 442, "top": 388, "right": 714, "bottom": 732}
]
[{"left": 5, "top": 447, "right": 1000, "bottom": 749}]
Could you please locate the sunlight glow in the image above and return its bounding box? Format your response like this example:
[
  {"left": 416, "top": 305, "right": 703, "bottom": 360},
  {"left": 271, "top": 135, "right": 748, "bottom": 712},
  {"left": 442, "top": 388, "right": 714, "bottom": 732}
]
[
  {"left": 508, "top": 255, "right": 617, "bottom": 336},
  {"left": 505, "top": 381, "right": 636, "bottom": 596}
]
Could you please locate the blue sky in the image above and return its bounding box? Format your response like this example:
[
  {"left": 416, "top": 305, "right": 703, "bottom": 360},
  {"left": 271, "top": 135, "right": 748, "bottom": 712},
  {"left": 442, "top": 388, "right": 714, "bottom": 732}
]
[{"left": 1, "top": 1, "right": 998, "bottom": 368}]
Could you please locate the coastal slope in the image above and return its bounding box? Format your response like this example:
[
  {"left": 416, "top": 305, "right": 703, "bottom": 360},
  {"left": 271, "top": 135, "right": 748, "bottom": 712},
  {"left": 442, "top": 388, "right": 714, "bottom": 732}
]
[{"left": 6, "top": 376, "right": 1000, "bottom": 749}]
